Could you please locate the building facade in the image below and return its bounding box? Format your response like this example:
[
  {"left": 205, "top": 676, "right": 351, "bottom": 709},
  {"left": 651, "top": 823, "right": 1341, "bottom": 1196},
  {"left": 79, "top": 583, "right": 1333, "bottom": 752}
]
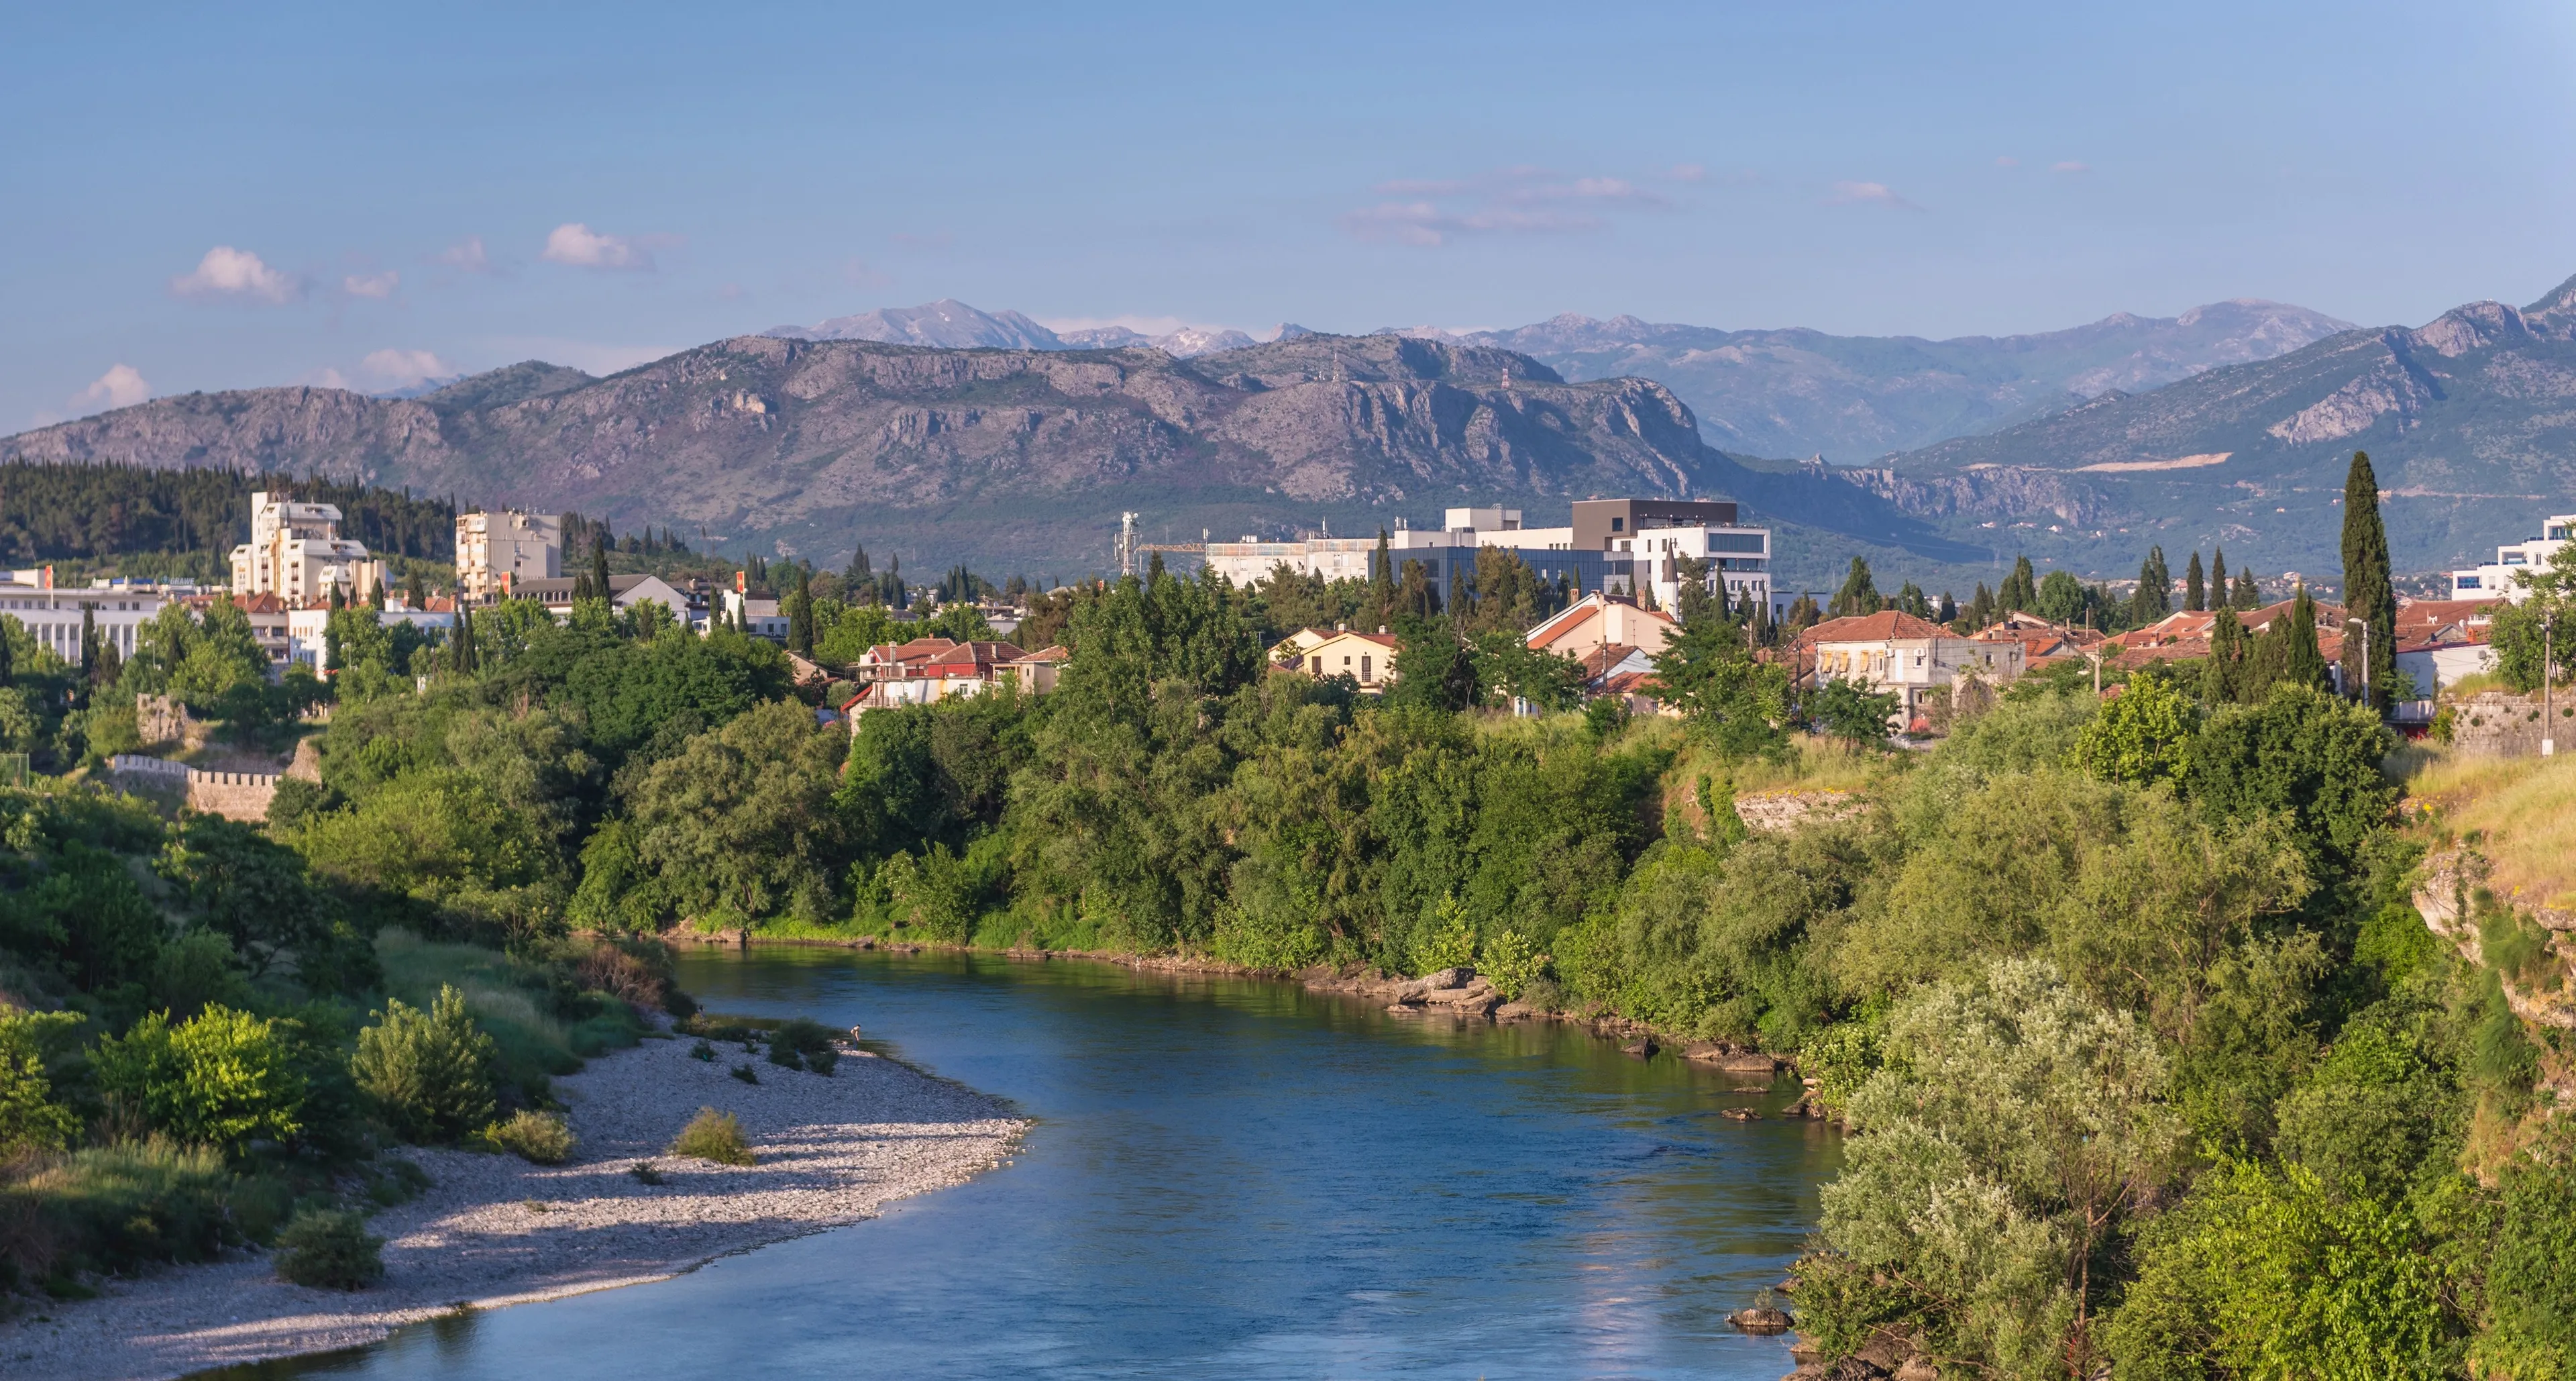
[
  {"left": 0, "top": 574, "right": 173, "bottom": 664},
  {"left": 1201, "top": 497, "right": 1776, "bottom": 617},
  {"left": 455, "top": 511, "right": 563, "bottom": 603},
  {"left": 1800, "top": 611, "right": 2028, "bottom": 731},
  {"left": 230, "top": 492, "right": 384, "bottom": 606},
  {"left": 2451, "top": 511, "right": 2575, "bottom": 601}
]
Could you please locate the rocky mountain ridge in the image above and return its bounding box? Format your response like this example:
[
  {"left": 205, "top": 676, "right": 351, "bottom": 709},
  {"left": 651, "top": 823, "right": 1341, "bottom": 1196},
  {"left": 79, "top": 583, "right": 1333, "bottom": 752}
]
[{"left": 2, "top": 332, "right": 1969, "bottom": 583}]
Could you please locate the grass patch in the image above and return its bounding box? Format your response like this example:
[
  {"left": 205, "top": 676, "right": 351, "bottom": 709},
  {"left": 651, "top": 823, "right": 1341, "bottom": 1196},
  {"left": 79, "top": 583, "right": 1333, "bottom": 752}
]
[
  {"left": 669, "top": 1109, "right": 755, "bottom": 1166},
  {"left": 2402, "top": 749, "right": 2576, "bottom": 911},
  {"left": 375, "top": 929, "right": 655, "bottom": 1099}
]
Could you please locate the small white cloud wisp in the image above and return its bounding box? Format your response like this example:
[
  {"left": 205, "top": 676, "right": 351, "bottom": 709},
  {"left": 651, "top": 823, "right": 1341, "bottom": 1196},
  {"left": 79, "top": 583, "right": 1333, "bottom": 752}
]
[
  {"left": 2051, "top": 160, "right": 2091, "bottom": 174},
  {"left": 543, "top": 223, "right": 654, "bottom": 270},
  {"left": 169, "top": 246, "right": 303, "bottom": 303},
  {"left": 343, "top": 270, "right": 399, "bottom": 299},
  {"left": 433, "top": 236, "right": 492, "bottom": 272},
  {"left": 75, "top": 364, "right": 151, "bottom": 412},
  {"left": 1342, "top": 166, "right": 1666, "bottom": 247},
  {"left": 1828, "top": 181, "right": 1925, "bottom": 211},
  {"left": 360, "top": 349, "right": 449, "bottom": 387}
]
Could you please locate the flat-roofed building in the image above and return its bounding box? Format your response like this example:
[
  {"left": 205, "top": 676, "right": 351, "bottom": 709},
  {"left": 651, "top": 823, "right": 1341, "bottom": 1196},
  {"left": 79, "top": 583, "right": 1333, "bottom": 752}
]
[{"left": 456, "top": 511, "right": 563, "bottom": 603}]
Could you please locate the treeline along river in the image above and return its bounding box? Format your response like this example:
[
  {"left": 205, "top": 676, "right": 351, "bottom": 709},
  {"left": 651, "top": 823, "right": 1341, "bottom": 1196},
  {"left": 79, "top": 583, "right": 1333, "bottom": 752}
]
[{"left": 222, "top": 948, "right": 1838, "bottom": 1380}]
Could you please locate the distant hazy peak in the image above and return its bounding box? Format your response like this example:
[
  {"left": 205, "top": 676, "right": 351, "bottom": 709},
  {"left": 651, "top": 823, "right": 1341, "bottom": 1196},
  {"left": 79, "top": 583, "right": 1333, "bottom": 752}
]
[{"left": 767, "top": 299, "right": 1065, "bottom": 350}]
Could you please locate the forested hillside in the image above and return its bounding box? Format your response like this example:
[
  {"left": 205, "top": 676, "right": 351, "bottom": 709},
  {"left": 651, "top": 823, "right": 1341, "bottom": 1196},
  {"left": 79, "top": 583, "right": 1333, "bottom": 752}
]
[{"left": 0, "top": 461, "right": 457, "bottom": 574}]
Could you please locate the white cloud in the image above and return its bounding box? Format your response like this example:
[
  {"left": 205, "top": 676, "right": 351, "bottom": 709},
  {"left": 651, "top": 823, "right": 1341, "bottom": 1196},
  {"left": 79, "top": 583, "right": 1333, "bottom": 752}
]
[
  {"left": 168, "top": 246, "right": 303, "bottom": 303},
  {"left": 543, "top": 223, "right": 653, "bottom": 270},
  {"left": 343, "top": 270, "right": 399, "bottom": 299},
  {"left": 73, "top": 364, "right": 151, "bottom": 413},
  {"left": 360, "top": 348, "right": 449, "bottom": 387},
  {"left": 432, "top": 236, "right": 492, "bottom": 272},
  {"left": 1828, "top": 181, "right": 1926, "bottom": 211},
  {"left": 302, "top": 366, "right": 353, "bottom": 390},
  {"left": 1342, "top": 166, "right": 1664, "bottom": 246},
  {"left": 2051, "top": 160, "right": 2090, "bottom": 174}
]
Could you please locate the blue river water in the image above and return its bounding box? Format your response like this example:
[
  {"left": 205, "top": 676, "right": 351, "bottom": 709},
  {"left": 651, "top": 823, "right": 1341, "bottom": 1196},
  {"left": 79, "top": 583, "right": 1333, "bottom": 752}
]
[{"left": 224, "top": 948, "right": 1836, "bottom": 1380}]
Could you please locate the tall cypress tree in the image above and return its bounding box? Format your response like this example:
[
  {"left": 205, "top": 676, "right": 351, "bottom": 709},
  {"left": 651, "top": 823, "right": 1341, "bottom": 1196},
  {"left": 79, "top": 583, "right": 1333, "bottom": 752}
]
[
  {"left": 788, "top": 567, "right": 814, "bottom": 654},
  {"left": 2202, "top": 605, "right": 2245, "bottom": 704},
  {"left": 2000, "top": 555, "right": 2037, "bottom": 613},
  {"left": 2338, "top": 450, "right": 2396, "bottom": 707},
  {"left": 2282, "top": 584, "right": 2328, "bottom": 690},
  {"left": 2210, "top": 548, "right": 2229, "bottom": 605},
  {"left": 590, "top": 542, "right": 612, "bottom": 603},
  {"left": 2233, "top": 569, "right": 2261, "bottom": 611},
  {"left": 2185, "top": 551, "right": 2206, "bottom": 613}
]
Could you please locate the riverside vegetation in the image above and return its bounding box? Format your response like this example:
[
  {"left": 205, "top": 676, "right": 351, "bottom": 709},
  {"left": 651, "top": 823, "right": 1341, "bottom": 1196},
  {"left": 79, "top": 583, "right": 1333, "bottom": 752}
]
[{"left": 2, "top": 466, "right": 2571, "bottom": 1375}]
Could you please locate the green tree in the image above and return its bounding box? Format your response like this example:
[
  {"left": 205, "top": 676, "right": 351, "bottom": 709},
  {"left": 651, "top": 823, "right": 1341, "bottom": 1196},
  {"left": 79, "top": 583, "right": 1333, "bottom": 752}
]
[
  {"left": 1650, "top": 616, "right": 1788, "bottom": 757},
  {"left": 2337, "top": 451, "right": 2396, "bottom": 709},
  {"left": 95, "top": 1005, "right": 309, "bottom": 1154},
  {"left": 1809, "top": 677, "right": 1898, "bottom": 749},
  {"left": 2036, "top": 569, "right": 2090, "bottom": 626},
  {"left": 2000, "top": 554, "right": 2039, "bottom": 613},
  {"left": 351, "top": 985, "right": 496, "bottom": 1143},
  {"left": 2130, "top": 546, "right": 2171, "bottom": 625},
  {"left": 2200, "top": 605, "right": 2248, "bottom": 705},
  {"left": 2184, "top": 550, "right": 2206, "bottom": 613},
  {"left": 2183, "top": 682, "right": 2397, "bottom": 876},
  {"left": 786, "top": 565, "right": 815, "bottom": 656},
  {"left": 1831, "top": 557, "right": 1882, "bottom": 617},
  {"left": 155, "top": 815, "right": 335, "bottom": 977},
  {"left": 2073, "top": 670, "right": 2198, "bottom": 786},
  {"left": 621, "top": 699, "right": 853, "bottom": 928},
  {"left": 1810, "top": 959, "right": 2182, "bottom": 1378}
]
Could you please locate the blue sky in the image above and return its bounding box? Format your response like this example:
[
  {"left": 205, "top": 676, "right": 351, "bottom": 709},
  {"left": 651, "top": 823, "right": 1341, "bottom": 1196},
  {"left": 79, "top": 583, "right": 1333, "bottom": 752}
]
[{"left": 6, "top": 1, "right": 2573, "bottom": 427}]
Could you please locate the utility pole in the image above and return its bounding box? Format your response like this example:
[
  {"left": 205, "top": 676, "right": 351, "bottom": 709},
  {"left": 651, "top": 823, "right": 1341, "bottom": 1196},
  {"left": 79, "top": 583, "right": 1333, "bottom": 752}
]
[
  {"left": 2346, "top": 616, "right": 2373, "bottom": 711},
  {"left": 2546, "top": 611, "right": 2557, "bottom": 758}
]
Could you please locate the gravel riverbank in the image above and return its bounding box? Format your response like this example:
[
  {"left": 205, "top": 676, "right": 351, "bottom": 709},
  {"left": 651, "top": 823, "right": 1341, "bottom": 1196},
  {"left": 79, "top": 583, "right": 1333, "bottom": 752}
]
[{"left": 1, "top": 1032, "right": 1026, "bottom": 1381}]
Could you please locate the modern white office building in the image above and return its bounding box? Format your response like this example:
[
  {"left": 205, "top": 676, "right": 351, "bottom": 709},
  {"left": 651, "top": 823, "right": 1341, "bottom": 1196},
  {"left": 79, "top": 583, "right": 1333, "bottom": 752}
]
[
  {"left": 1203, "top": 498, "right": 1776, "bottom": 615},
  {"left": 0, "top": 571, "right": 179, "bottom": 663},
  {"left": 2451, "top": 511, "right": 2575, "bottom": 601}
]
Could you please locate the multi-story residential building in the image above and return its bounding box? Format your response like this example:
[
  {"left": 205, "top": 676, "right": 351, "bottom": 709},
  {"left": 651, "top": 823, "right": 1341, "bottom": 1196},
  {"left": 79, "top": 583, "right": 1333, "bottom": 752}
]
[
  {"left": 455, "top": 510, "right": 563, "bottom": 603},
  {"left": 1202, "top": 497, "right": 1777, "bottom": 617},
  {"left": 2451, "top": 511, "right": 2574, "bottom": 600},
  {"left": 230, "top": 492, "right": 384, "bottom": 606},
  {"left": 1523, "top": 592, "right": 1681, "bottom": 664}
]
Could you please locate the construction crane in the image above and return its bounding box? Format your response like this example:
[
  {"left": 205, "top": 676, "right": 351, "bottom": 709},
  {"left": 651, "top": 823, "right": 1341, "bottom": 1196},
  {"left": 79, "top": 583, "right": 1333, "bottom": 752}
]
[{"left": 1112, "top": 512, "right": 1209, "bottom": 576}]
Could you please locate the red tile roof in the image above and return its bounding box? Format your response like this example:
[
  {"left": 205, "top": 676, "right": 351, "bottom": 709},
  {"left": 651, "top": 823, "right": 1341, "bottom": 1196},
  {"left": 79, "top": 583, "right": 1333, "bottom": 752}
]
[
  {"left": 1579, "top": 643, "right": 1644, "bottom": 680},
  {"left": 1804, "top": 610, "right": 1950, "bottom": 642}
]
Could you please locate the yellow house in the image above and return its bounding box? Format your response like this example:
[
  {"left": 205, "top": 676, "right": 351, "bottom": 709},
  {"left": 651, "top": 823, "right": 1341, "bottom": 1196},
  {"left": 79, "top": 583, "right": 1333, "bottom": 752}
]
[{"left": 1279, "top": 629, "right": 1403, "bottom": 689}]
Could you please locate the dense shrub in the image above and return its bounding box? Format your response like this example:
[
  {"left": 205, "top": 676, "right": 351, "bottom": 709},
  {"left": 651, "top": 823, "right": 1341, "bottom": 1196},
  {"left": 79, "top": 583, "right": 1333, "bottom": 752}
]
[
  {"left": 3, "top": 1139, "right": 250, "bottom": 1282},
  {"left": 482, "top": 1109, "right": 576, "bottom": 1164},
  {"left": 93, "top": 1006, "right": 309, "bottom": 1156},
  {"left": 669, "top": 1108, "right": 754, "bottom": 1166},
  {"left": 272, "top": 1207, "right": 384, "bottom": 1290},
  {"left": 352, "top": 985, "right": 496, "bottom": 1144}
]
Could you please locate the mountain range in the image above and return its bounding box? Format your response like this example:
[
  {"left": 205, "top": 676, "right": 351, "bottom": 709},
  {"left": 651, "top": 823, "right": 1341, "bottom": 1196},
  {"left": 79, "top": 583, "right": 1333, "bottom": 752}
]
[
  {"left": 0, "top": 334, "right": 1970, "bottom": 585},
  {"left": 766, "top": 299, "right": 1272, "bottom": 359},
  {"left": 5, "top": 280, "right": 2569, "bottom": 593}
]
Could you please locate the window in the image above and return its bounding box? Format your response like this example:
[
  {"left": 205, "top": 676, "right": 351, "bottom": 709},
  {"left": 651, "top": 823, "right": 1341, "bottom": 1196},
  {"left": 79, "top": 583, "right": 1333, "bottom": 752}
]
[
  {"left": 2457, "top": 576, "right": 2481, "bottom": 589},
  {"left": 1610, "top": 517, "right": 1624, "bottom": 532}
]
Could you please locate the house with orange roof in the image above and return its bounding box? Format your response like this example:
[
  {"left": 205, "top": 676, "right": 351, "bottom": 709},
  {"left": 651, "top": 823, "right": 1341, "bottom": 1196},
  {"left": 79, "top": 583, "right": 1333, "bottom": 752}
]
[
  {"left": 840, "top": 639, "right": 1033, "bottom": 725},
  {"left": 2392, "top": 597, "right": 2502, "bottom": 693},
  {"left": 1523, "top": 593, "right": 1680, "bottom": 664},
  {"left": 1799, "top": 609, "right": 2027, "bottom": 731}
]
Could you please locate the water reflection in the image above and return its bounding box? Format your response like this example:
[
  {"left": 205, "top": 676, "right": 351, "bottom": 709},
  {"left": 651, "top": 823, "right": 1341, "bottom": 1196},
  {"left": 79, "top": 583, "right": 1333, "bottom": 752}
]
[{"left": 212, "top": 949, "right": 1836, "bottom": 1380}]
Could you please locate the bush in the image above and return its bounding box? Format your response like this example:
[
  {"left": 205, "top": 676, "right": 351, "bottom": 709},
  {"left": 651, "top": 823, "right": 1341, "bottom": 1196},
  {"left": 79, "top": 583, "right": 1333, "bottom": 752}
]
[
  {"left": 3, "top": 1139, "right": 243, "bottom": 1281},
  {"left": 482, "top": 1109, "right": 577, "bottom": 1165},
  {"left": 669, "top": 1108, "right": 755, "bottom": 1166},
  {"left": 0, "top": 1045, "right": 78, "bottom": 1157},
  {"left": 352, "top": 985, "right": 496, "bottom": 1144},
  {"left": 1477, "top": 927, "right": 1550, "bottom": 1001},
  {"left": 93, "top": 1006, "right": 309, "bottom": 1156},
  {"left": 272, "top": 1208, "right": 384, "bottom": 1290},
  {"left": 771, "top": 1018, "right": 840, "bottom": 1075}
]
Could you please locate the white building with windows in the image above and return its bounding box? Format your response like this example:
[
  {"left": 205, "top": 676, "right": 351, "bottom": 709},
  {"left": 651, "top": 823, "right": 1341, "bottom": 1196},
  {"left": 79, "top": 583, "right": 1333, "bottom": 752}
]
[
  {"left": 229, "top": 492, "right": 384, "bottom": 606},
  {"left": 455, "top": 510, "right": 563, "bottom": 603},
  {"left": 0, "top": 572, "right": 177, "bottom": 664},
  {"left": 2450, "top": 511, "right": 2574, "bottom": 601},
  {"left": 1202, "top": 498, "right": 1776, "bottom": 616}
]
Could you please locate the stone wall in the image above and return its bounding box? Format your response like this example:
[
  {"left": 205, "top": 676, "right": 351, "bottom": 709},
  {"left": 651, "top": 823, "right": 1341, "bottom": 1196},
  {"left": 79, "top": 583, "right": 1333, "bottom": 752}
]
[
  {"left": 186, "top": 770, "right": 279, "bottom": 822},
  {"left": 2448, "top": 690, "right": 2576, "bottom": 757}
]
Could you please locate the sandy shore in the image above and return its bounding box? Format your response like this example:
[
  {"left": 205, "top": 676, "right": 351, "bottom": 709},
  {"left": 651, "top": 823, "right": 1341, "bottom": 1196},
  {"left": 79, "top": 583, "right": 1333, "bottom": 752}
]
[{"left": 1, "top": 1033, "right": 1026, "bottom": 1381}]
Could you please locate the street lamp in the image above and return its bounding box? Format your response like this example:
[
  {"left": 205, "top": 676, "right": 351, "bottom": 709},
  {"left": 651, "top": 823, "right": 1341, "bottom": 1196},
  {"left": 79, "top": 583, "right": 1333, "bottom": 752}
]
[
  {"left": 2345, "top": 616, "right": 2372, "bottom": 711},
  {"left": 2546, "top": 610, "right": 2557, "bottom": 759}
]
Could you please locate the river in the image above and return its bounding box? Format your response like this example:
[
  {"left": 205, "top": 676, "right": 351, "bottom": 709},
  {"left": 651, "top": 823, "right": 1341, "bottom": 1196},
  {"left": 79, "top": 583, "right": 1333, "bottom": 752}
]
[{"left": 225, "top": 948, "right": 1837, "bottom": 1380}]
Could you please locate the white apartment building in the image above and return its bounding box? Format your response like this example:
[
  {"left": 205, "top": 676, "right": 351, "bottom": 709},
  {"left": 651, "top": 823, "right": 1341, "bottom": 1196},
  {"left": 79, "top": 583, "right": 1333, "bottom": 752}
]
[
  {"left": 230, "top": 492, "right": 384, "bottom": 606},
  {"left": 0, "top": 574, "right": 174, "bottom": 664},
  {"left": 1202, "top": 498, "right": 1775, "bottom": 616},
  {"left": 2451, "top": 511, "right": 2575, "bottom": 601},
  {"left": 455, "top": 510, "right": 563, "bottom": 603}
]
